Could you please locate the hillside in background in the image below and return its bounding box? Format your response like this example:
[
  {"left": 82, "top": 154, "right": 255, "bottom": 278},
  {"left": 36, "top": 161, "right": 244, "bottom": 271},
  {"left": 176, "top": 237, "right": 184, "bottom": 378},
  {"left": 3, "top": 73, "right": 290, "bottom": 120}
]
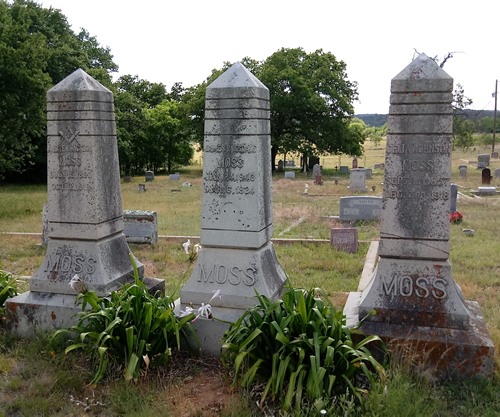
[
  {"left": 355, "top": 114, "right": 387, "bottom": 127},
  {"left": 356, "top": 110, "right": 496, "bottom": 127}
]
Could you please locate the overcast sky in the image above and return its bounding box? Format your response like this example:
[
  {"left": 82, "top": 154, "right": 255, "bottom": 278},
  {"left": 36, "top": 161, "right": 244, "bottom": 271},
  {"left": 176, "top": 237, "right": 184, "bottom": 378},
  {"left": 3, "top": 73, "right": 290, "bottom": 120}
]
[{"left": 39, "top": 0, "right": 499, "bottom": 115}]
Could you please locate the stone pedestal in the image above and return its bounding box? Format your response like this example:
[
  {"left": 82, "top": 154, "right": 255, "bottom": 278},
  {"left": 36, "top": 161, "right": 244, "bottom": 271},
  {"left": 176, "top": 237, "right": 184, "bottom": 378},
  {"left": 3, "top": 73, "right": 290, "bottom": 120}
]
[
  {"left": 180, "top": 63, "right": 287, "bottom": 355},
  {"left": 6, "top": 69, "right": 163, "bottom": 337},
  {"left": 346, "top": 294, "right": 494, "bottom": 378},
  {"left": 345, "top": 54, "right": 494, "bottom": 379}
]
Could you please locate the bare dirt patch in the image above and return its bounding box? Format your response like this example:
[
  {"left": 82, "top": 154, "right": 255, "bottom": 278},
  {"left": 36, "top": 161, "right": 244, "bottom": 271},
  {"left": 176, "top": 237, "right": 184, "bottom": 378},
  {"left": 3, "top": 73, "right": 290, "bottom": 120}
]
[{"left": 163, "top": 354, "right": 243, "bottom": 417}]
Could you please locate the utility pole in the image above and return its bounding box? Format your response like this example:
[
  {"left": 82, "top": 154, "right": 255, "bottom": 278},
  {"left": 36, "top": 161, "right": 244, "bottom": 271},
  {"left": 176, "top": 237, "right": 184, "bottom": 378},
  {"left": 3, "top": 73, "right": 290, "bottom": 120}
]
[{"left": 493, "top": 79, "right": 498, "bottom": 156}]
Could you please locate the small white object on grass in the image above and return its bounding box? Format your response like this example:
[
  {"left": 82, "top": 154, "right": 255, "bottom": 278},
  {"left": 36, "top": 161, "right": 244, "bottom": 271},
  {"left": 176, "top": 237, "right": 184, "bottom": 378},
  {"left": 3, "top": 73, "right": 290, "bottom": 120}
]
[
  {"left": 182, "top": 239, "right": 191, "bottom": 254},
  {"left": 462, "top": 229, "right": 475, "bottom": 236}
]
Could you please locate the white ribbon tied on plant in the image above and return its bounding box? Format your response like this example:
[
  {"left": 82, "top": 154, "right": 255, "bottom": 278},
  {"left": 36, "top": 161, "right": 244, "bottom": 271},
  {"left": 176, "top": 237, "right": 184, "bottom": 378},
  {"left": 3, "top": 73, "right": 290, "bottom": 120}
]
[{"left": 69, "top": 274, "right": 87, "bottom": 294}]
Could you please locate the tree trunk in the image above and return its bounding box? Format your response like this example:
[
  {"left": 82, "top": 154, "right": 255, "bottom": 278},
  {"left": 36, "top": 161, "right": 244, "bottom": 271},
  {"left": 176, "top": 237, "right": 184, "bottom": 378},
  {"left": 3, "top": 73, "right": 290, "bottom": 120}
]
[{"left": 271, "top": 146, "right": 278, "bottom": 172}]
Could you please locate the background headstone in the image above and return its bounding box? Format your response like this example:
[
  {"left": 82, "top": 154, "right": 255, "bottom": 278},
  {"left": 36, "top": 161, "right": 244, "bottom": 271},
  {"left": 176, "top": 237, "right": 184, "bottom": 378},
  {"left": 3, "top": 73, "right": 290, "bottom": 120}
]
[
  {"left": 459, "top": 164, "right": 467, "bottom": 178},
  {"left": 364, "top": 168, "right": 373, "bottom": 179},
  {"left": 339, "top": 165, "right": 349, "bottom": 174},
  {"left": 477, "top": 186, "right": 496, "bottom": 195},
  {"left": 145, "top": 170, "right": 154, "bottom": 181},
  {"left": 373, "top": 163, "right": 384, "bottom": 170},
  {"left": 450, "top": 183, "right": 458, "bottom": 213},
  {"left": 339, "top": 196, "right": 382, "bottom": 221},
  {"left": 180, "top": 63, "right": 287, "bottom": 355},
  {"left": 482, "top": 168, "right": 492, "bottom": 184},
  {"left": 477, "top": 154, "right": 490, "bottom": 168},
  {"left": 313, "top": 163, "right": 323, "bottom": 185},
  {"left": 284, "top": 171, "right": 295, "bottom": 179},
  {"left": 312, "top": 163, "right": 321, "bottom": 177},
  {"left": 345, "top": 54, "right": 493, "bottom": 379},
  {"left": 494, "top": 168, "right": 500, "bottom": 178},
  {"left": 123, "top": 210, "right": 158, "bottom": 244},
  {"left": 330, "top": 228, "right": 358, "bottom": 253},
  {"left": 169, "top": 172, "right": 180, "bottom": 180},
  {"left": 349, "top": 168, "right": 367, "bottom": 192}
]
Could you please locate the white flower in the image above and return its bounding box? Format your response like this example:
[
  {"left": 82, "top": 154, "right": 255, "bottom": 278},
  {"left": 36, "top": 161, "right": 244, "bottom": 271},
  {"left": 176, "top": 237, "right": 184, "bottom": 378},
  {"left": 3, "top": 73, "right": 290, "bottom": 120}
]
[
  {"left": 182, "top": 239, "right": 191, "bottom": 254},
  {"left": 193, "top": 243, "right": 201, "bottom": 253},
  {"left": 178, "top": 306, "right": 196, "bottom": 317},
  {"left": 197, "top": 303, "right": 212, "bottom": 319},
  {"left": 209, "top": 289, "right": 222, "bottom": 302}
]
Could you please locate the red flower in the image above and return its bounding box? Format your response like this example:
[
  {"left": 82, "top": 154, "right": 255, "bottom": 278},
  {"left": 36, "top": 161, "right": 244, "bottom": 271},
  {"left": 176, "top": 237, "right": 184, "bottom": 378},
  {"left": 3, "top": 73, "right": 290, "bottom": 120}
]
[{"left": 450, "top": 211, "right": 463, "bottom": 224}]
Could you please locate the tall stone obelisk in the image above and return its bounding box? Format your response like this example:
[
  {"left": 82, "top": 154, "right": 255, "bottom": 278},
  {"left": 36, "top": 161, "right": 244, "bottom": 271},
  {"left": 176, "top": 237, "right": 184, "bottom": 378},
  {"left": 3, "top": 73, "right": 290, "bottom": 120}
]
[
  {"left": 345, "top": 54, "right": 494, "bottom": 378},
  {"left": 180, "top": 63, "right": 287, "bottom": 354},
  {"left": 7, "top": 69, "right": 150, "bottom": 336}
]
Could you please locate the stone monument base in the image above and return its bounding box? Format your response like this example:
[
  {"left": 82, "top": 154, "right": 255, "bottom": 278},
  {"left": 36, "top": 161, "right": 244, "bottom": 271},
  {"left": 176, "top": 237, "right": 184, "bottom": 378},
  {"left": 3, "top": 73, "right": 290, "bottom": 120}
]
[
  {"left": 357, "top": 258, "right": 471, "bottom": 329},
  {"left": 29, "top": 236, "right": 145, "bottom": 296},
  {"left": 181, "top": 242, "right": 287, "bottom": 311},
  {"left": 345, "top": 292, "right": 494, "bottom": 379},
  {"left": 177, "top": 303, "right": 274, "bottom": 357},
  {"left": 177, "top": 306, "right": 243, "bottom": 357},
  {"left": 180, "top": 242, "right": 287, "bottom": 355},
  {"left": 5, "top": 277, "right": 165, "bottom": 338}
]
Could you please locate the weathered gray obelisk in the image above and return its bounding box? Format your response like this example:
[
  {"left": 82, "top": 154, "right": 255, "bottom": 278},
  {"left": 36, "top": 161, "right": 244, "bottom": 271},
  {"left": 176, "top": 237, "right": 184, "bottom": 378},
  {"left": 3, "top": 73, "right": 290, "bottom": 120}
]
[
  {"left": 180, "top": 63, "right": 287, "bottom": 354},
  {"left": 6, "top": 69, "right": 155, "bottom": 336},
  {"left": 345, "top": 54, "right": 494, "bottom": 378}
]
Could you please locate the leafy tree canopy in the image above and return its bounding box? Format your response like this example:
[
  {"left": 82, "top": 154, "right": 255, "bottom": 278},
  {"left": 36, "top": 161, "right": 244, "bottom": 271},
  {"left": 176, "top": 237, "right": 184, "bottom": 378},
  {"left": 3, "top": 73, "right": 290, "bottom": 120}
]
[
  {"left": 260, "top": 48, "right": 361, "bottom": 162},
  {"left": 144, "top": 100, "right": 194, "bottom": 173},
  {"left": 0, "top": 0, "right": 118, "bottom": 179},
  {"left": 188, "top": 48, "right": 362, "bottom": 169}
]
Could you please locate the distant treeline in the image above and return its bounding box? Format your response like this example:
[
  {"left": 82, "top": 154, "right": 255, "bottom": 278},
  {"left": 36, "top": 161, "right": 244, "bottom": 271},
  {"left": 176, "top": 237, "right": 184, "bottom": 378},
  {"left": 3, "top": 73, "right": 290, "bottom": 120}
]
[
  {"left": 356, "top": 110, "right": 497, "bottom": 127},
  {"left": 355, "top": 114, "right": 388, "bottom": 127}
]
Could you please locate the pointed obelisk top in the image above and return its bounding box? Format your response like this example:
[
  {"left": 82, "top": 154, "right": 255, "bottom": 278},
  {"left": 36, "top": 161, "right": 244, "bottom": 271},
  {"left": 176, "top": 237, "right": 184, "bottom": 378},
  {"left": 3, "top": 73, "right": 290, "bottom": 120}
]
[
  {"left": 393, "top": 53, "right": 452, "bottom": 81},
  {"left": 49, "top": 68, "right": 112, "bottom": 94},
  {"left": 208, "top": 62, "right": 267, "bottom": 90},
  {"left": 391, "top": 53, "right": 453, "bottom": 93}
]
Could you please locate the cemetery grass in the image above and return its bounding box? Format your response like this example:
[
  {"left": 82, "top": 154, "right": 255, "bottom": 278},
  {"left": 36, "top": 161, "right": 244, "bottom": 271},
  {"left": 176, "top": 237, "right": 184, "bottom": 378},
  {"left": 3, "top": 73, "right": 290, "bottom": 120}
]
[{"left": 0, "top": 147, "right": 499, "bottom": 416}]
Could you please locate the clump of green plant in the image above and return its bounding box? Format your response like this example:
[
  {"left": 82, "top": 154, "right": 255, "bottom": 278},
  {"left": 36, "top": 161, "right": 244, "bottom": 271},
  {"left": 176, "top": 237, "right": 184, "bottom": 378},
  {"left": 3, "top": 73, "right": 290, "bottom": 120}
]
[
  {"left": 0, "top": 270, "right": 18, "bottom": 316},
  {"left": 221, "top": 287, "right": 386, "bottom": 414},
  {"left": 52, "top": 258, "right": 197, "bottom": 384}
]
